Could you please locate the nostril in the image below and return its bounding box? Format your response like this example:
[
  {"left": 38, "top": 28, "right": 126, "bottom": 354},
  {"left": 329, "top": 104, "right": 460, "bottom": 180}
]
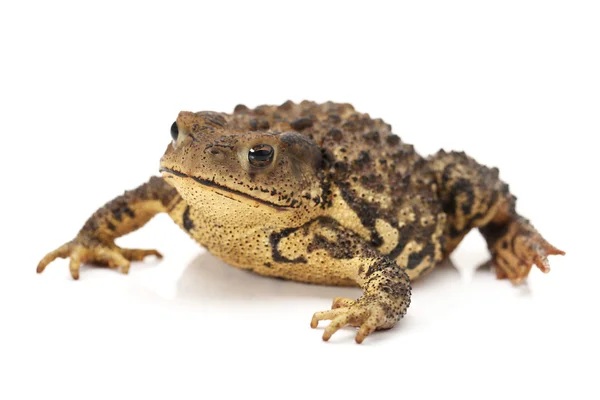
[{"left": 170, "top": 121, "right": 179, "bottom": 141}]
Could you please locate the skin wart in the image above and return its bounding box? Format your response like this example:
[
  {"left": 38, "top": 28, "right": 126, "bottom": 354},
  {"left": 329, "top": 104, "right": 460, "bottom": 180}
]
[{"left": 37, "top": 100, "right": 565, "bottom": 343}]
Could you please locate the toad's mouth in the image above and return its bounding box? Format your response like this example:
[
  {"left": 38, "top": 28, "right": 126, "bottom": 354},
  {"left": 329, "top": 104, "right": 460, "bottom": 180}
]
[{"left": 159, "top": 167, "right": 294, "bottom": 212}]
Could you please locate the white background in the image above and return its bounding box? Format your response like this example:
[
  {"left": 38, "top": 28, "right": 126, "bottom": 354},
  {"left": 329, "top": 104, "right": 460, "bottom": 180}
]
[{"left": 1, "top": 1, "right": 598, "bottom": 399}]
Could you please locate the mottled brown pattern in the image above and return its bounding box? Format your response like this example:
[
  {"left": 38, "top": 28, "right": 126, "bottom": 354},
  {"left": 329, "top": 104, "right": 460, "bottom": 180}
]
[{"left": 37, "top": 100, "right": 564, "bottom": 343}]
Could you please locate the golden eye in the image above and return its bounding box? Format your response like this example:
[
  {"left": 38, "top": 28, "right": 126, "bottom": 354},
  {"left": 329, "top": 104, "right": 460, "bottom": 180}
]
[{"left": 248, "top": 144, "right": 274, "bottom": 168}]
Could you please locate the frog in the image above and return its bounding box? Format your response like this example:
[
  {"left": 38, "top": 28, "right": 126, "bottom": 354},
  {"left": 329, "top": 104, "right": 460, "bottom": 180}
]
[{"left": 37, "top": 100, "right": 565, "bottom": 343}]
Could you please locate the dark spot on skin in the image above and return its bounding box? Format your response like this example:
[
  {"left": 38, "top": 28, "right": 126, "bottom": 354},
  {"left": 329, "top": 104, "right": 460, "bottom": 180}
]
[
  {"left": 363, "top": 131, "right": 380, "bottom": 143},
  {"left": 264, "top": 262, "right": 272, "bottom": 268},
  {"left": 234, "top": 104, "right": 249, "bottom": 113},
  {"left": 480, "top": 221, "right": 510, "bottom": 248},
  {"left": 327, "top": 128, "right": 342, "bottom": 141},
  {"left": 106, "top": 221, "right": 116, "bottom": 231},
  {"left": 342, "top": 120, "right": 356, "bottom": 130},
  {"left": 454, "top": 179, "right": 475, "bottom": 217},
  {"left": 352, "top": 151, "right": 371, "bottom": 171},
  {"left": 290, "top": 117, "right": 313, "bottom": 131},
  {"left": 249, "top": 119, "right": 270, "bottom": 131},
  {"left": 406, "top": 242, "right": 436, "bottom": 270},
  {"left": 183, "top": 205, "right": 195, "bottom": 231},
  {"left": 386, "top": 135, "right": 400, "bottom": 146},
  {"left": 307, "top": 234, "right": 354, "bottom": 259},
  {"left": 198, "top": 112, "right": 227, "bottom": 128},
  {"left": 333, "top": 161, "right": 349, "bottom": 180},
  {"left": 448, "top": 226, "right": 463, "bottom": 239},
  {"left": 123, "top": 206, "right": 135, "bottom": 218},
  {"left": 112, "top": 205, "right": 135, "bottom": 222},
  {"left": 328, "top": 114, "right": 341, "bottom": 123},
  {"left": 359, "top": 174, "right": 385, "bottom": 193},
  {"left": 279, "top": 100, "right": 294, "bottom": 110}
]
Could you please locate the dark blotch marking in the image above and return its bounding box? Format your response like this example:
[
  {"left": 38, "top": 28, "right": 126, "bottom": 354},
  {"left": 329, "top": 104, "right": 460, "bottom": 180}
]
[
  {"left": 327, "top": 128, "right": 342, "bottom": 142},
  {"left": 269, "top": 227, "right": 308, "bottom": 264},
  {"left": 183, "top": 205, "right": 195, "bottom": 231},
  {"left": 363, "top": 130, "right": 380, "bottom": 143},
  {"left": 249, "top": 119, "right": 270, "bottom": 131},
  {"left": 359, "top": 174, "right": 385, "bottom": 193},
  {"left": 112, "top": 205, "right": 135, "bottom": 222},
  {"left": 480, "top": 221, "right": 510, "bottom": 248},
  {"left": 307, "top": 234, "right": 354, "bottom": 259},
  {"left": 337, "top": 182, "right": 383, "bottom": 247},
  {"left": 234, "top": 104, "right": 249, "bottom": 113},
  {"left": 279, "top": 100, "right": 294, "bottom": 110},
  {"left": 328, "top": 114, "right": 341, "bottom": 123},
  {"left": 406, "top": 242, "right": 436, "bottom": 270},
  {"left": 386, "top": 135, "right": 400, "bottom": 146},
  {"left": 290, "top": 117, "right": 313, "bottom": 131},
  {"left": 352, "top": 151, "right": 371, "bottom": 171}
]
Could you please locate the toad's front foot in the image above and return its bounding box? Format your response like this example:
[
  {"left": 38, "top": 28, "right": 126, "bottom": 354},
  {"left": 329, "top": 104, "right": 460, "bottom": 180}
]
[
  {"left": 311, "top": 295, "right": 402, "bottom": 344},
  {"left": 37, "top": 236, "right": 162, "bottom": 280}
]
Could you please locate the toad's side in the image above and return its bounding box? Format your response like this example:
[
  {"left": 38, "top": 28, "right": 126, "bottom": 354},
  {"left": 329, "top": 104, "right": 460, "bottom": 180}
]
[{"left": 37, "top": 101, "right": 564, "bottom": 343}]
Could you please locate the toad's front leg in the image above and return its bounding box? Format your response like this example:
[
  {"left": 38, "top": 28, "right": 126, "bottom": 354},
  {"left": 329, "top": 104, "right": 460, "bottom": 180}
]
[
  {"left": 289, "top": 220, "right": 411, "bottom": 343},
  {"left": 37, "top": 176, "right": 180, "bottom": 279},
  {"left": 311, "top": 254, "right": 411, "bottom": 343}
]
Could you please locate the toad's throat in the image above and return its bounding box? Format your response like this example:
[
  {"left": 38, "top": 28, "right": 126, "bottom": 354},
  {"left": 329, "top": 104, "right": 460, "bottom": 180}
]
[{"left": 159, "top": 167, "right": 294, "bottom": 212}]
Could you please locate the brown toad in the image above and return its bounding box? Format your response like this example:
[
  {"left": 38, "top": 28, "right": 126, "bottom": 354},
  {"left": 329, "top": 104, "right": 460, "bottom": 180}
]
[{"left": 37, "top": 100, "right": 564, "bottom": 343}]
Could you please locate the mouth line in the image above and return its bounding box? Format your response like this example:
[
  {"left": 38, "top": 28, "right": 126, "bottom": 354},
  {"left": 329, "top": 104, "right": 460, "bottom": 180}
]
[{"left": 159, "top": 167, "right": 294, "bottom": 211}]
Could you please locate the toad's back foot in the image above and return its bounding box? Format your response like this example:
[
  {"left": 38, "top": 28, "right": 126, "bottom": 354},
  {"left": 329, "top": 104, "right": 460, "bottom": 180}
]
[{"left": 481, "top": 217, "right": 565, "bottom": 284}]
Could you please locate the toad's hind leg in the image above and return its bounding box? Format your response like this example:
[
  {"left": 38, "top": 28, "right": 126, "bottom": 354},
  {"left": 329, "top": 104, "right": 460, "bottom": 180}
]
[{"left": 428, "top": 150, "right": 564, "bottom": 284}]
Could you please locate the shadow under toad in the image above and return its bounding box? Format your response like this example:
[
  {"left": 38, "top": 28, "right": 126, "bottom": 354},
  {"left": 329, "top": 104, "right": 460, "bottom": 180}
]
[{"left": 173, "top": 251, "right": 466, "bottom": 305}]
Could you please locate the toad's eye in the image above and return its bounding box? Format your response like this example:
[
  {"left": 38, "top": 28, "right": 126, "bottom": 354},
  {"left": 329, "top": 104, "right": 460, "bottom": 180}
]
[
  {"left": 248, "top": 144, "right": 274, "bottom": 168},
  {"left": 170, "top": 121, "right": 179, "bottom": 141}
]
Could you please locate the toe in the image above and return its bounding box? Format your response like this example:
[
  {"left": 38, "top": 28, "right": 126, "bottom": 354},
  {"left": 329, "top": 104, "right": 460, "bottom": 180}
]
[
  {"left": 37, "top": 243, "right": 71, "bottom": 274},
  {"left": 122, "top": 248, "right": 163, "bottom": 261},
  {"left": 68, "top": 250, "right": 82, "bottom": 280},
  {"left": 355, "top": 314, "right": 378, "bottom": 344},
  {"left": 311, "top": 308, "right": 346, "bottom": 328},
  {"left": 332, "top": 297, "right": 354, "bottom": 309},
  {"left": 322, "top": 314, "right": 351, "bottom": 341}
]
